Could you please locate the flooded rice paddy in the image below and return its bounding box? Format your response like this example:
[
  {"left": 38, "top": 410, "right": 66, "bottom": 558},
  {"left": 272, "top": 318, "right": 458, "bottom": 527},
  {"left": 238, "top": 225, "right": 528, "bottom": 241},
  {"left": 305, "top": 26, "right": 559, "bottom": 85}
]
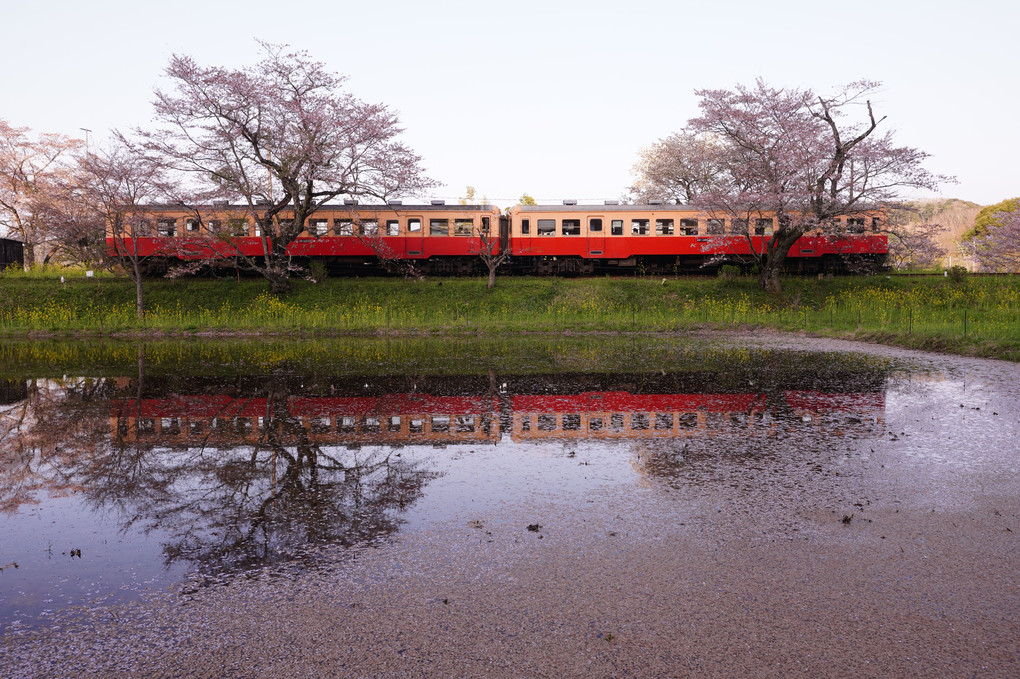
[{"left": 1, "top": 334, "right": 1018, "bottom": 678}]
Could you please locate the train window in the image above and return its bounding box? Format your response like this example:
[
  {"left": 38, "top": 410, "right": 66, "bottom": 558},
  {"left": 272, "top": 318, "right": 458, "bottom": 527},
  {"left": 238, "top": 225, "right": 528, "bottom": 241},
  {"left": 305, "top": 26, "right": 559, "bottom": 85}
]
[
  {"left": 386, "top": 220, "right": 400, "bottom": 236},
  {"left": 339, "top": 416, "right": 356, "bottom": 431},
  {"left": 655, "top": 413, "right": 673, "bottom": 430},
  {"left": 521, "top": 219, "right": 530, "bottom": 235},
  {"left": 362, "top": 416, "right": 381, "bottom": 432},
  {"left": 455, "top": 416, "right": 475, "bottom": 432},
  {"left": 207, "top": 220, "right": 221, "bottom": 233},
  {"left": 156, "top": 219, "right": 176, "bottom": 237},
  {"left": 137, "top": 418, "right": 155, "bottom": 436},
  {"left": 871, "top": 216, "right": 881, "bottom": 230},
  {"left": 589, "top": 416, "right": 603, "bottom": 431},
  {"left": 609, "top": 414, "right": 624, "bottom": 430},
  {"left": 360, "top": 220, "right": 378, "bottom": 236},
  {"left": 161, "top": 417, "right": 181, "bottom": 436},
  {"left": 454, "top": 219, "right": 473, "bottom": 236},
  {"left": 655, "top": 219, "right": 674, "bottom": 235},
  {"left": 706, "top": 219, "right": 725, "bottom": 235},
  {"left": 310, "top": 417, "right": 330, "bottom": 434},
  {"left": 309, "top": 219, "right": 328, "bottom": 236},
  {"left": 563, "top": 414, "right": 581, "bottom": 430},
  {"left": 631, "top": 219, "right": 649, "bottom": 235},
  {"left": 431, "top": 415, "right": 450, "bottom": 432},
  {"left": 389, "top": 416, "right": 401, "bottom": 432},
  {"left": 407, "top": 218, "right": 422, "bottom": 232},
  {"left": 589, "top": 218, "right": 603, "bottom": 232},
  {"left": 186, "top": 219, "right": 200, "bottom": 232},
  {"left": 631, "top": 413, "right": 650, "bottom": 430},
  {"left": 537, "top": 219, "right": 556, "bottom": 236},
  {"left": 680, "top": 219, "right": 698, "bottom": 235},
  {"left": 189, "top": 421, "right": 203, "bottom": 436},
  {"left": 481, "top": 217, "right": 491, "bottom": 234},
  {"left": 847, "top": 217, "right": 866, "bottom": 233},
  {"left": 677, "top": 413, "right": 698, "bottom": 429},
  {"left": 754, "top": 218, "right": 773, "bottom": 236},
  {"left": 409, "top": 418, "right": 423, "bottom": 434},
  {"left": 611, "top": 220, "right": 623, "bottom": 236},
  {"left": 537, "top": 414, "right": 557, "bottom": 431},
  {"left": 562, "top": 219, "right": 581, "bottom": 236},
  {"left": 731, "top": 218, "right": 748, "bottom": 235},
  {"left": 430, "top": 219, "right": 449, "bottom": 236},
  {"left": 335, "top": 219, "right": 354, "bottom": 235},
  {"left": 253, "top": 223, "right": 261, "bottom": 237},
  {"left": 229, "top": 218, "right": 248, "bottom": 235},
  {"left": 520, "top": 416, "right": 531, "bottom": 432}
]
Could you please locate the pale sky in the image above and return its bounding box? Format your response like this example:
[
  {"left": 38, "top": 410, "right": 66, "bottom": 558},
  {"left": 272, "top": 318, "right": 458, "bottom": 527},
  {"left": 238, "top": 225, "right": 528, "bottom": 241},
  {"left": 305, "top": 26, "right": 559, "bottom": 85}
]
[{"left": 3, "top": 0, "right": 1016, "bottom": 207}]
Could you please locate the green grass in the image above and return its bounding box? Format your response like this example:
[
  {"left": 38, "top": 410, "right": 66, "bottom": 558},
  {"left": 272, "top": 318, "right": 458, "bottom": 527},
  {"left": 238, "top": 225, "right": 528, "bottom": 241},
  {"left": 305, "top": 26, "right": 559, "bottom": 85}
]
[{"left": 1, "top": 273, "right": 1018, "bottom": 360}]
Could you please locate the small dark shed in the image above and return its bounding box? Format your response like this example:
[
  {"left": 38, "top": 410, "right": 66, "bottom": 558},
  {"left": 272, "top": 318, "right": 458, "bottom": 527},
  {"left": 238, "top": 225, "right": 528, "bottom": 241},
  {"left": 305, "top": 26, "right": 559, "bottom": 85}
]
[{"left": 0, "top": 237, "right": 25, "bottom": 270}]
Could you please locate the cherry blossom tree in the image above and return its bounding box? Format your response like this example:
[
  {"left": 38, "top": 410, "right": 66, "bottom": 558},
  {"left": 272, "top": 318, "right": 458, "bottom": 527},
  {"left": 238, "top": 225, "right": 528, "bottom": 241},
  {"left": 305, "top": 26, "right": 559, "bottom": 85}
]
[
  {"left": 0, "top": 120, "right": 81, "bottom": 267},
  {"left": 137, "top": 42, "right": 435, "bottom": 294},
  {"left": 629, "top": 129, "right": 733, "bottom": 204},
  {"left": 634, "top": 80, "right": 950, "bottom": 293},
  {"left": 471, "top": 224, "right": 509, "bottom": 288},
  {"left": 73, "top": 141, "right": 173, "bottom": 319},
  {"left": 967, "top": 208, "right": 1020, "bottom": 272},
  {"left": 885, "top": 222, "right": 948, "bottom": 270}
]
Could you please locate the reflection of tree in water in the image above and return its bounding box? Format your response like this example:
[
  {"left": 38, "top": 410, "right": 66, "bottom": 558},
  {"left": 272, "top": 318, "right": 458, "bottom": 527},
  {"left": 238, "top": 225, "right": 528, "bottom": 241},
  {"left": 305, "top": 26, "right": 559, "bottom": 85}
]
[
  {"left": 97, "top": 388, "right": 440, "bottom": 578},
  {"left": 0, "top": 377, "right": 114, "bottom": 513},
  {"left": 2, "top": 365, "right": 440, "bottom": 580}
]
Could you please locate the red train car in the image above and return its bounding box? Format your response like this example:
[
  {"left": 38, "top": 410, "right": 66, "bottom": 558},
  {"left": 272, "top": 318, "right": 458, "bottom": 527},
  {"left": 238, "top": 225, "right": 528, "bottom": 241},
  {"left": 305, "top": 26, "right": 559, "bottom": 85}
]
[
  {"left": 109, "top": 201, "right": 503, "bottom": 275},
  {"left": 507, "top": 202, "right": 887, "bottom": 274}
]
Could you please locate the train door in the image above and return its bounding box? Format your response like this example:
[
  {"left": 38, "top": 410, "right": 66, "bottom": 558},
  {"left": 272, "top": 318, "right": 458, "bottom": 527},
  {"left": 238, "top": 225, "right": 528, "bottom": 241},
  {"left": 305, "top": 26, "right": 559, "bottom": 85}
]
[
  {"left": 587, "top": 216, "right": 605, "bottom": 256},
  {"left": 406, "top": 216, "right": 424, "bottom": 258}
]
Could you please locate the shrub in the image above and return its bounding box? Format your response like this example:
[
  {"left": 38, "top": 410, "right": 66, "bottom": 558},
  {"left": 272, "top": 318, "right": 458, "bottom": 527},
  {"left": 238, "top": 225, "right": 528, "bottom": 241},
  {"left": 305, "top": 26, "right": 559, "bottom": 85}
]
[
  {"left": 307, "top": 260, "right": 328, "bottom": 283},
  {"left": 718, "top": 265, "right": 740, "bottom": 281}
]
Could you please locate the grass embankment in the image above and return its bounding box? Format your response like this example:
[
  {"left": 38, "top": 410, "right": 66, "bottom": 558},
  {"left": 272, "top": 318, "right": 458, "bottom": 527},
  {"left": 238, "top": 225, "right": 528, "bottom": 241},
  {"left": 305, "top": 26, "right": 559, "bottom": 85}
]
[{"left": 1, "top": 272, "right": 1018, "bottom": 360}]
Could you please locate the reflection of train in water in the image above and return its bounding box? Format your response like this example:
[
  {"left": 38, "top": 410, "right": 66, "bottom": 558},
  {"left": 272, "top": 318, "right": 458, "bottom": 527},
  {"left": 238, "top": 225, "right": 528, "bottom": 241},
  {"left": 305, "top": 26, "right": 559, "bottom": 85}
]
[
  {"left": 111, "top": 394, "right": 501, "bottom": 446},
  {"left": 111, "top": 382, "right": 885, "bottom": 448}
]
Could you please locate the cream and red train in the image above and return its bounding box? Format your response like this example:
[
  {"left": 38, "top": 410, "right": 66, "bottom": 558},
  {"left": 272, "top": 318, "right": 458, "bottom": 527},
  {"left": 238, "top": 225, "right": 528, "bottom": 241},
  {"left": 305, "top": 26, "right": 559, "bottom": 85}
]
[{"left": 109, "top": 200, "right": 888, "bottom": 275}]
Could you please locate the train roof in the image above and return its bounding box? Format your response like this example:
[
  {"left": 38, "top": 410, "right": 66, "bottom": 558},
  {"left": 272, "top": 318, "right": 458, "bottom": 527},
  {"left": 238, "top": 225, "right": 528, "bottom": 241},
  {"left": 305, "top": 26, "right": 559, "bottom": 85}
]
[
  {"left": 516, "top": 203, "right": 699, "bottom": 213},
  {"left": 140, "top": 203, "right": 499, "bottom": 212}
]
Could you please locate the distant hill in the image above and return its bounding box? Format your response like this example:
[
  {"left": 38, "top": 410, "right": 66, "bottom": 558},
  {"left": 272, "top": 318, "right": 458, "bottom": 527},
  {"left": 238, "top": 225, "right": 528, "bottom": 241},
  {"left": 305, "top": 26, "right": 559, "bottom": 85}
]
[
  {"left": 890, "top": 198, "right": 983, "bottom": 268},
  {"left": 891, "top": 198, "right": 982, "bottom": 223}
]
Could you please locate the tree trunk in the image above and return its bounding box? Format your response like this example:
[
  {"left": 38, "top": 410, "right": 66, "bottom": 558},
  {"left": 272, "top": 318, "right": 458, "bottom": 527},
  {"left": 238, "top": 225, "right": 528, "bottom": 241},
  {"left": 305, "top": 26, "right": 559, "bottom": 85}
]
[
  {"left": 268, "top": 271, "right": 292, "bottom": 295},
  {"left": 487, "top": 264, "right": 497, "bottom": 289},
  {"left": 132, "top": 258, "right": 145, "bottom": 320},
  {"left": 758, "top": 227, "right": 802, "bottom": 295},
  {"left": 760, "top": 262, "right": 783, "bottom": 294}
]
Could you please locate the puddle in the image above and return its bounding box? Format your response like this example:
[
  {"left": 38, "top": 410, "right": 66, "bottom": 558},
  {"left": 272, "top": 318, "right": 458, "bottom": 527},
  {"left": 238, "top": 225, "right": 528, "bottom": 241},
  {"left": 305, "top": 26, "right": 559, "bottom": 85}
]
[{"left": 1, "top": 335, "right": 1017, "bottom": 639}]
